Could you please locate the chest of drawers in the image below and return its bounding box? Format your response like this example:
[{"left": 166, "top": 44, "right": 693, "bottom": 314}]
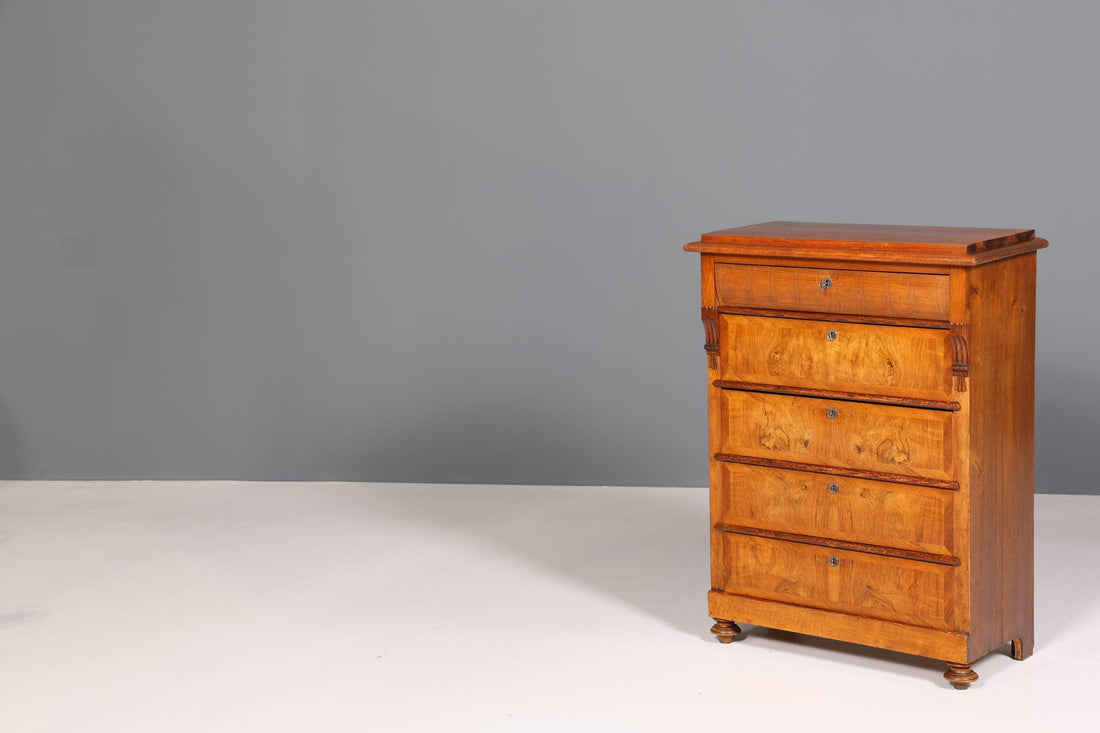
[{"left": 684, "top": 221, "right": 1047, "bottom": 689}]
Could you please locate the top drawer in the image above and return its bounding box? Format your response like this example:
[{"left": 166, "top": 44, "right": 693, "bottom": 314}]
[{"left": 714, "top": 264, "right": 950, "bottom": 321}]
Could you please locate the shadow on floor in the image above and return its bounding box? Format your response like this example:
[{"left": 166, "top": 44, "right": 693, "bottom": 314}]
[{"left": 360, "top": 480, "right": 713, "bottom": 641}]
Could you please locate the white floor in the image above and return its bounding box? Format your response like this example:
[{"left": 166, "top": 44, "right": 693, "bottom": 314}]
[{"left": 0, "top": 482, "right": 1096, "bottom": 733}]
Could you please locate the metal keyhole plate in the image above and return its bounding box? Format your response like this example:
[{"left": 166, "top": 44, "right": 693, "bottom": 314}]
[
  {"left": 828, "top": 556, "right": 840, "bottom": 567},
  {"left": 826, "top": 329, "right": 838, "bottom": 341},
  {"left": 826, "top": 407, "right": 839, "bottom": 419},
  {"left": 819, "top": 277, "right": 833, "bottom": 291},
  {"left": 828, "top": 482, "right": 840, "bottom": 494}
]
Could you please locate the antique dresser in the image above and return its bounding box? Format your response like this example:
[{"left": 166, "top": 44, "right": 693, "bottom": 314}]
[{"left": 683, "top": 221, "right": 1046, "bottom": 689}]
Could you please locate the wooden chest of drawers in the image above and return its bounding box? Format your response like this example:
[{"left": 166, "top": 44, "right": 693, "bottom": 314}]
[{"left": 684, "top": 221, "right": 1047, "bottom": 689}]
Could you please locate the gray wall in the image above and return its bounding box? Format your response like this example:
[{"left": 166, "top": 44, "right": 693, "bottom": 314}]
[{"left": 0, "top": 1, "right": 1095, "bottom": 491}]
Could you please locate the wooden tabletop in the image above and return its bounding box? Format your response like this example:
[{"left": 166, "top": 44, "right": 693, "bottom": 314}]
[{"left": 684, "top": 221, "right": 1047, "bottom": 265}]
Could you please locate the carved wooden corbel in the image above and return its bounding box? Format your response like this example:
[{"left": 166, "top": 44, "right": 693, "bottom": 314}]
[
  {"left": 950, "top": 322, "right": 969, "bottom": 392},
  {"left": 701, "top": 306, "right": 720, "bottom": 370}
]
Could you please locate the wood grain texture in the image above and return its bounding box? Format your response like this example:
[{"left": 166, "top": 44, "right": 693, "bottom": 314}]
[
  {"left": 714, "top": 453, "right": 960, "bottom": 490},
  {"left": 718, "top": 314, "right": 954, "bottom": 401},
  {"left": 707, "top": 591, "right": 969, "bottom": 660},
  {"left": 716, "top": 305, "right": 949, "bottom": 330},
  {"left": 700, "top": 221, "right": 1035, "bottom": 249},
  {"left": 714, "top": 264, "right": 950, "bottom": 321},
  {"left": 713, "top": 533, "right": 956, "bottom": 630},
  {"left": 685, "top": 221, "right": 1047, "bottom": 265},
  {"left": 714, "top": 524, "right": 959, "bottom": 566},
  {"left": 950, "top": 322, "right": 970, "bottom": 392},
  {"left": 714, "top": 462, "right": 956, "bottom": 556},
  {"left": 689, "top": 224, "right": 1043, "bottom": 686},
  {"left": 719, "top": 390, "right": 955, "bottom": 481},
  {"left": 701, "top": 306, "right": 720, "bottom": 369},
  {"left": 713, "top": 381, "right": 960, "bottom": 411},
  {"left": 965, "top": 253, "right": 1036, "bottom": 662}
]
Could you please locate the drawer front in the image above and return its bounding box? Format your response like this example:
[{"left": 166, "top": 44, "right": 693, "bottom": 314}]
[
  {"left": 719, "top": 391, "right": 954, "bottom": 481},
  {"left": 715, "top": 463, "right": 955, "bottom": 556},
  {"left": 713, "top": 532, "right": 954, "bottom": 630},
  {"left": 719, "top": 314, "right": 953, "bottom": 401},
  {"left": 714, "top": 264, "right": 950, "bottom": 321}
]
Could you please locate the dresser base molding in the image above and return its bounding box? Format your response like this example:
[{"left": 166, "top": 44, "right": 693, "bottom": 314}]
[{"left": 708, "top": 590, "right": 969, "bottom": 661}]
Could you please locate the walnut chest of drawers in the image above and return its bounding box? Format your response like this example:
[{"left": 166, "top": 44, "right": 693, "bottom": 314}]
[{"left": 683, "top": 221, "right": 1047, "bottom": 689}]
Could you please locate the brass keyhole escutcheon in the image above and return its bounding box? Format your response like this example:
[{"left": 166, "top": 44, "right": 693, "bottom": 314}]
[
  {"left": 826, "top": 329, "right": 838, "bottom": 341},
  {"left": 828, "top": 482, "right": 840, "bottom": 494},
  {"left": 826, "top": 407, "right": 839, "bottom": 419},
  {"left": 828, "top": 556, "right": 840, "bottom": 567}
]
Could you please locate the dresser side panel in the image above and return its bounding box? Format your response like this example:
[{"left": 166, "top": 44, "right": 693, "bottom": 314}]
[{"left": 966, "top": 253, "right": 1037, "bottom": 661}]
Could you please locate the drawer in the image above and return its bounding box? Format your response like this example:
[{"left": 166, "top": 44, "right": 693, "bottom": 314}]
[
  {"left": 713, "top": 532, "right": 955, "bottom": 630},
  {"left": 719, "top": 314, "right": 954, "bottom": 401},
  {"left": 714, "top": 462, "right": 955, "bottom": 557},
  {"left": 719, "top": 391, "right": 954, "bottom": 481},
  {"left": 714, "top": 264, "right": 950, "bottom": 321}
]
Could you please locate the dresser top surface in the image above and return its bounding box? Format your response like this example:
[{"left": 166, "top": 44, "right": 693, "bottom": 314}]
[{"left": 685, "top": 221, "right": 1047, "bottom": 265}]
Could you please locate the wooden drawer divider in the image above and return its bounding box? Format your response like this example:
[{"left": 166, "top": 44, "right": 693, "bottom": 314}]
[
  {"left": 714, "top": 523, "right": 961, "bottom": 567},
  {"left": 713, "top": 453, "right": 960, "bottom": 491}
]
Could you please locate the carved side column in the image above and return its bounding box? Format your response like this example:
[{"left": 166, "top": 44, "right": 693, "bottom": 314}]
[
  {"left": 701, "top": 306, "right": 720, "bottom": 370},
  {"left": 950, "top": 322, "right": 970, "bottom": 392}
]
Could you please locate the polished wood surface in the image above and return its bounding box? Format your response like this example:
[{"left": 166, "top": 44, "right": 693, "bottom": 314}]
[
  {"left": 708, "top": 590, "right": 969, "bottom": 660},
  {"left": 709, "top": 618, "right": 742, "bottom": 644},
  {"left": 715, "top": 453, "right": 960, "bottom": 490},
  {"left": 716, "top": 305, "right": 949, "bottom": 330},
  {"left": 715, "top": 523, "right": 958, "bottom": 566},
  {"left": 689, "top": 221, "right": 1043, "bottom": 688},
  {"left": 944, "top": 663, "right": 978, "bottom": 690},
  {"left": 719, "top": 390, "right": 955, "bottom": 481},
  {"left": 700, "top": 221, "right": 1034, "bottom": 248},
  {"left": 714, "top": 462, "right": 955, "bottom": 556},
  {"left": 686, "top": 221, "right": 1048, "bottom": 265},
  {"left": 965, "top": 253, "right": 1037, "bottom": 663},
  {"left": 715, "top": 264, "right": 950, "bottom": 321},
  {"left": 713, "top": 533, "right": 955, "bottom": 630},
  {"left": 713, "top": 381, "right": 960, "bottom": 411},
  {"left": 718, "top": 314, "right": 954, "bottom": 401}
]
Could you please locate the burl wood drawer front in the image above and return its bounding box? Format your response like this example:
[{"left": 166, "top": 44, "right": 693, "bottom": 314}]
[
  {"left": 714, "top": 264, "right": 950, "bottom": 321},
  {"left": 719, "top": 391, "right": 954, "bottom": 481},
  {"left": 713, "top": 532, "right": 954, "bottom": 630},
  {"left": 718, "top": 314, "right": 953, "bottom": 401},
  {"left": 715, "top": 463, "right": 955, "bottom": 556}
]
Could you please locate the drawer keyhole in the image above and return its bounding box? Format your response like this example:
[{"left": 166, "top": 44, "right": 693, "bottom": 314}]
[
  {"left": 828, "top": 482, "right": 840, "bottom": 494},
  {"left": 826, "top": 407, "right": 839, "bottom": 419},
  {"left": 819, "top": 277, "right": 833, "bottom": 291},
  {"left": 828, "top": 556, "right": 840, "bottom": 567},
  {"left": 826, "top": 329, "right": 838, "bottom": 341}
]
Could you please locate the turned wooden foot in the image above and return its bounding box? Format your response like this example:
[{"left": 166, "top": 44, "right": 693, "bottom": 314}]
[
  {"left": 710, "top": 618, "right": 742, "bottom": 644},
  {"left": 1011, "top": 635, "right": 1033, "bottom": 660},
  {"left": 944, "top": 663, "right": 978, "bottom": 690}
]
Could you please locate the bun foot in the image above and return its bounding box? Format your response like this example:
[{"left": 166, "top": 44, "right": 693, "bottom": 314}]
[
  {"left": 1011, "top": 635, "right": 1033, "bottom": 660},
  {"left": 944, "top": 663, "right": 978, "bottom": 690},
  {"left": 710, "top": 618, "right": 742, "bottom": 644}
]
